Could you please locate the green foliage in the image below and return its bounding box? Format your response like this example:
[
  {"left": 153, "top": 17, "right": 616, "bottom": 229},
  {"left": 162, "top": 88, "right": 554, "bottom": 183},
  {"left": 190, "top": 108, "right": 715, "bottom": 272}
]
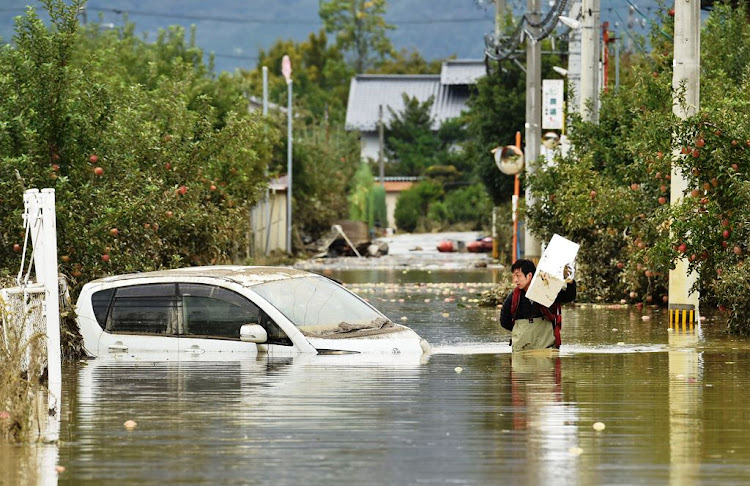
[
  {"left": 348, "top": 163, "right": 376, "bottom": 221},
  {"left": 245, "top": 31, "right": 354, "bottom": 126},
  {"left": 525, "top": 12, "right": 675, "bottom": 302},
  {"left": 0, "top": 1, "right": 277, "bottom": 292},
  {"left": 319, "top": 0, "right": 395, "bottom": 73},
  {"left": 393, "top": 180, "right": 443, "bottom": 232},
  {"left": 369, "top": 184, "right": 388, "bottom": 228},
  {"left": 385, "top": 94, "right": 440, "bottom": 176},
  {"left": 462, "top": 39, "right": 563, "bottom": 205},
  {"left": 525, "top": 3, "right": 750, "bottom": 332},
  {"left": 290, "top": 125, "right": 360, "bottom": 242},
  {"left": 372, "top": 47, "right": 444, "bottom": 74},
  {"left": 443, "top": 184, "right": 492, "bottom": 229},
  {"left": 347, "top": 164, "right": 388, "bottom": 229}
]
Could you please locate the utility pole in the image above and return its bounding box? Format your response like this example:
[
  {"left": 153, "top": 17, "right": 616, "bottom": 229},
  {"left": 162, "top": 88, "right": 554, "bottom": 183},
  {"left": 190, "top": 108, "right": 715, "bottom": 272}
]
[
  {"left": 566, "top": 2, "right": 582, "bottom": 114},
  {"left": 669, "top": 0, "right": 701, "bottom": 326},
  {"left": 495, "top": 0, "right": 506, "bottom": 36},
  {"left": 378, "top": 104, "right": 385, "bottom": 188},
  {"left": 524, "top": 0, "right": 542, "bottom": 261},
  {"left": 579, "top": 0, "right": 600, "bottom": 122}
]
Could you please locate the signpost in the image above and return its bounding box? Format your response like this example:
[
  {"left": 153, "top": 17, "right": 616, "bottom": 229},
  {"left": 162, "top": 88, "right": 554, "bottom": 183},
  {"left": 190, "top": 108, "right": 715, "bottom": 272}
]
[{"left": 282, "top": 55, "right": 293, "bottom": 255}]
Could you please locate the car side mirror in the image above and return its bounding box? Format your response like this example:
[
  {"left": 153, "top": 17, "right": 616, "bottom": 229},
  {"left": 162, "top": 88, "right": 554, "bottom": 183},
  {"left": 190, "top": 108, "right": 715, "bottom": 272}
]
[{"left": 240, "top": 324, "right": 267, "bottom": 343}]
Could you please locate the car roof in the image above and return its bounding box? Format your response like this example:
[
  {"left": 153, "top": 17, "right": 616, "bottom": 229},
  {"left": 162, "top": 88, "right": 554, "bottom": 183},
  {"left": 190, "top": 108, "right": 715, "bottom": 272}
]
[{"left": 85, "top": 265, "right": 315, "bottom": 288}]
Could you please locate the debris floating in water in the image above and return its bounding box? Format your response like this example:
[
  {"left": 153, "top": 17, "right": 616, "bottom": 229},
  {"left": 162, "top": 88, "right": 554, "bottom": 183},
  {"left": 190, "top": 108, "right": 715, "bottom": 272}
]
[
  {"left": 124, "top": 420, "right": 138, "bottom": 430},
  {"left": 568, "top": 447, "right": 584, "bottom": 456},
  {"left": 400, "top": 316, "right": 408, "bottom": 321},
  {"left": 442, "top": 312, "right": 450, "bottom": 318},
  {"left": 641, "top": 315, "right": 651, "bottom": 321},
  {"left": 617, "top": 342, "right": 625, "bottom": 346},
  {"left": 592, "top": 422, "right": 606, "bottom": 431},
  {"left": 611, "top": 328, "right": 618, "bottom": 332},
  {"left": 454, "top": 367, "right": 463, "bottom": 374},
  {"left": 55, "top": 466, "right": 66, "bottom": 474}
]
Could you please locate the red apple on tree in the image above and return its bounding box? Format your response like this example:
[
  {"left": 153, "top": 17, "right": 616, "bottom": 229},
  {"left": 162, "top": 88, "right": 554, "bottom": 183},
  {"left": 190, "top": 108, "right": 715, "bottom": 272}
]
[
  {"left": 101, "top": 254, "right": 110, "bottom": 263},
  {"left": 110, "top": 228, "right": 119, "bottom": 236},
  {"left": 13, "top": 243, "right": 21, "bottom": 253},
  {"left": 678, "top": 243, "right": 687, "bottom": 253},
  {"left": 734, "top": 246, "right": 743, "bottom": 255},
  {"left": 658, "top": 197, "right": 667, "bottom": 205},
  {"left": 89, "top": 154, "right": 99, "bottom": 164},
  {"left": 93, "top": 167, "right": 104, "bottom": 176},
  {"left": 696, "top": 138, "right": 705, "bottom": 147}
]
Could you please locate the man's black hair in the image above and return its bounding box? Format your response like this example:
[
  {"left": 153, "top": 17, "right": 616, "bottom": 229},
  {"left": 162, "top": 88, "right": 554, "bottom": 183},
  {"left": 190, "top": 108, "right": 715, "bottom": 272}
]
[{"left": 510, "top": 259, "right": 536, "bottom": 276}]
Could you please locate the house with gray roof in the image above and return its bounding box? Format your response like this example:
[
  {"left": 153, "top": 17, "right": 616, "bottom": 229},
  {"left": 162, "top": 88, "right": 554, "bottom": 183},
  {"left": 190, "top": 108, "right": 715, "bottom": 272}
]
[{"left": 345, "top": 59, "right": 485, "bottom": 162}]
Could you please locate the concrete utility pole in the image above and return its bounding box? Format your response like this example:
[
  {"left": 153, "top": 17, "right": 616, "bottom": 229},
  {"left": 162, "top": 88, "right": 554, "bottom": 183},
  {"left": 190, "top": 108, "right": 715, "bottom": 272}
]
[
  {"left": 669, "top": 0, "right": 701, "bottom": 325},
  {"left": 524, "top": 0, "right": 542, "bottom": 260},
  {"left": 566, "top": 2, "right": 582, "bottom": 114},
  {"left": 495, "top": 0, "right": 506, "bottom": 36},
  {"left": 378, "top": 105, "right": 385, "bottom": 188},
  {"left": 579, "top": 0, "right": 600, "bottom": 122}
]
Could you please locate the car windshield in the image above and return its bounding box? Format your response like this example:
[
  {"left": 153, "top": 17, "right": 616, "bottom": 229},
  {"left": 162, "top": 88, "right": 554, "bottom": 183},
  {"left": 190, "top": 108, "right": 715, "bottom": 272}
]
[{"left": 251, "top": 276, "right": 389, "bottom": 336}]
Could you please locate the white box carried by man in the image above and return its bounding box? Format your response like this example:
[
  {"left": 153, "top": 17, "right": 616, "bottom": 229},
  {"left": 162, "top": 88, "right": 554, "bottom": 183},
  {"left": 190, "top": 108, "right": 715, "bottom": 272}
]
[{"left": 525, "top": 234, "right": 580, "bottom": 307}]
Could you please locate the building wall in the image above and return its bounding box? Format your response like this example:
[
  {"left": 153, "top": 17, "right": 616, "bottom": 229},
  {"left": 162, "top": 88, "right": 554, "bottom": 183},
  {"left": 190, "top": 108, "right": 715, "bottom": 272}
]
[
  {"left": 251, "top": 191, "right": 287, "bottom": 255},
  {"left": 361, "top": 132, "right": 380, "bottom": 161}
]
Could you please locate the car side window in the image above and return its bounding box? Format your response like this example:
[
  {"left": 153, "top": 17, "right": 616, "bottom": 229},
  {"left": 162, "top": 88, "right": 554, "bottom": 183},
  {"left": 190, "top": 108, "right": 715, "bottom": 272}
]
[
  {"left": 107, "top": 284, "right": 177, "bottom": 335},
  {"left": 91, "top": 288, "right": 115, "bottom": 328},
  {"left": 178, "top": 284, "right": 291, "bottom": 345}
]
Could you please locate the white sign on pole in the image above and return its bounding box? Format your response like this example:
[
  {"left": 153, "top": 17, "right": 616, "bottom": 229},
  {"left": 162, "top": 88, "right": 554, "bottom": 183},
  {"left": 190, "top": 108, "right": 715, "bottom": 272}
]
[{"left": 542, "top": 79, "right": 565, "bottom": 130}]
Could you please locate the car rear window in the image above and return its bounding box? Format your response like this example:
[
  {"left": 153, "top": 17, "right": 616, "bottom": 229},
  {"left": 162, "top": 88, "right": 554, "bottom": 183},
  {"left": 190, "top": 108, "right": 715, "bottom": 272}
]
[
  {"left": 91, "top": 288, "right": 115, "bottom": 327},
  {"left": 107, "top": 284, "right": 177, "bottom": 334}
]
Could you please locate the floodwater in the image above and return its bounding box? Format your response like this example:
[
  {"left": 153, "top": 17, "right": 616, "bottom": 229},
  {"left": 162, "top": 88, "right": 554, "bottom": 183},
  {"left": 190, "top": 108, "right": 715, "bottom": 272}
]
[{"left": 5, "top": 268, "right": 750, "bottom": 485}]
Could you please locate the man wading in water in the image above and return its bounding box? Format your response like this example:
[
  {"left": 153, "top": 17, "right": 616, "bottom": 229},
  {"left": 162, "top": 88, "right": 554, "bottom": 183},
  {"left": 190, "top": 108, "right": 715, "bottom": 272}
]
[{"left": 499, "top": 259, "right": 576, "bottom": 352}]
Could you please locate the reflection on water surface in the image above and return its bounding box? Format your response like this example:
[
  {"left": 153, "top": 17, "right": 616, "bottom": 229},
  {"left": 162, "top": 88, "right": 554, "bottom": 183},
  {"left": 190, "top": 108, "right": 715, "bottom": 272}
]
[{"left": 4, "top": 269, "right": 750, "bottom": 485}]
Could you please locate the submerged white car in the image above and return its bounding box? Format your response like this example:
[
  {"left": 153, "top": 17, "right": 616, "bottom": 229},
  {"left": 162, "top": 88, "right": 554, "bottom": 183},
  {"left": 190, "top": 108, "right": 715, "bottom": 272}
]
[{"left": 76, "top": 266, "right": 430, "bottom": 359}]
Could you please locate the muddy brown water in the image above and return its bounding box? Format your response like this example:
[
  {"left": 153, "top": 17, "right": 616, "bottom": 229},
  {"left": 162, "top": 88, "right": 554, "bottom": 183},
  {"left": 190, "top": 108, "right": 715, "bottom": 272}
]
[{"left": 4, "top": 269, "right": 750, "bottom": 485}]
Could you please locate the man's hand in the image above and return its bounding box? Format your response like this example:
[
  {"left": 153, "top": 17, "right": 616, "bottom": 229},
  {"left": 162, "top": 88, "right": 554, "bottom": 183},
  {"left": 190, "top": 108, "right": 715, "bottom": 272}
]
[{"left": 563, "top": 264, "right": 574, "bottom": 283}]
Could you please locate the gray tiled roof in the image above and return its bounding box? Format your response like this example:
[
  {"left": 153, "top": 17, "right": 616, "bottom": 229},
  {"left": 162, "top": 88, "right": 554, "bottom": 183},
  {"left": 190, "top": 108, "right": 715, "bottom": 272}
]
[
  {"left": 345, "top": 60, "right": 485, "bottom": 132},
  {"left": 440, "top": 59, "right": 486, "bottom": 85},
  {"left": 345, "top": 75, "right": 441, "bottom": 131}
]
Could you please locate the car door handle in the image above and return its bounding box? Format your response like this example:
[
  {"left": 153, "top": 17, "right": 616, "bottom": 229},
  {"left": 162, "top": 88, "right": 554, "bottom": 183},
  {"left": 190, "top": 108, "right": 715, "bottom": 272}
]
[
  {"left": 182, "top": 345, "right": 205, "bottom": 355},
  {"left": 108, "top": 343, "right": 129, "bottom": 352}
]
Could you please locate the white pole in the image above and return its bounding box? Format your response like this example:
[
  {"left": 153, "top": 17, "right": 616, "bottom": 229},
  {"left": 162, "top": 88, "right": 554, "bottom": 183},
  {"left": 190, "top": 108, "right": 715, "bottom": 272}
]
[
  {"left": 41, "top": 189, "right": 61, "bottom": 442},
  {"left": 579, "top": 0, "right": 600, "bottom": 122},
  {"left": 669, "top": 0, "right": 701, "bottom": 323},
  {"left": 524, "top": 0, "right": 542, "bottom": 261},
  {"left": 286, "top": 79, "right": 293, "bottom": 255},
  {"left": 262, "top": 66, "right": 268, "bottom": 116}
]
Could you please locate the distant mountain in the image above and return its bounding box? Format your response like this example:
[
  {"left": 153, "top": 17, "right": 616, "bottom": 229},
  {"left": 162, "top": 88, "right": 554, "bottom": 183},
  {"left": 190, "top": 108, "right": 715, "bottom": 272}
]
[{"left": 0, "top": 0, "right": 661, "bottom": 74}]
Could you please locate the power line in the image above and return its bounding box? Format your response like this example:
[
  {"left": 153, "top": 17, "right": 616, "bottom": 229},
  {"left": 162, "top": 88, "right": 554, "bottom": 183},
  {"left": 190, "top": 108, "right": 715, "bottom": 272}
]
[{"left": 86, "top": 6, "right": 493, "bottom": 25}]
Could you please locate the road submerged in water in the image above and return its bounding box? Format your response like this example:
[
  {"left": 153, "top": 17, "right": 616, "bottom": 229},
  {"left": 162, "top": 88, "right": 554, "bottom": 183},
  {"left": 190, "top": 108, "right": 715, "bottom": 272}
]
[{"left": 4, "top": 232, "right": 749, "bottom": 485}]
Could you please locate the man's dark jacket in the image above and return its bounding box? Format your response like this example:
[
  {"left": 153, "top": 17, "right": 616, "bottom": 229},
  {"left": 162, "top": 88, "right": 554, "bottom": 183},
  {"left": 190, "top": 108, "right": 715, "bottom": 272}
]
[{"left": 499, "top": 281, "right": 577, "bottom": 331}]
